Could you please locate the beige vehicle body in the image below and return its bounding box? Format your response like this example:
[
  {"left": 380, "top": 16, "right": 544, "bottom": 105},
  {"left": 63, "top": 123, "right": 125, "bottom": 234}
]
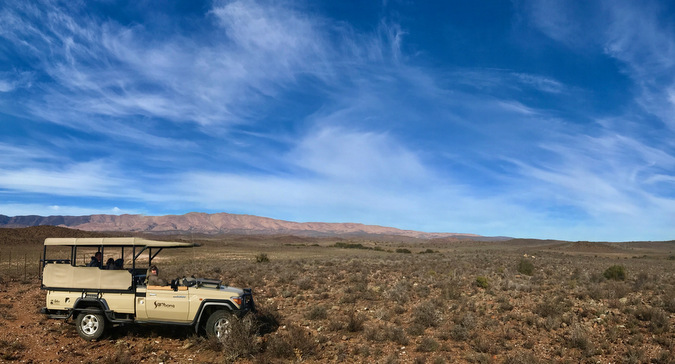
[{"left": 40, "top": 237, "right": 255, "bottom": 340}]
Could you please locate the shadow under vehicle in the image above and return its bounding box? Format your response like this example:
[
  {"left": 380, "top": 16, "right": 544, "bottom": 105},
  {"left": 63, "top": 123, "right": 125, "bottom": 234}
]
[{"left": 40, "top": 237, "right": 255, "bottom": 341}]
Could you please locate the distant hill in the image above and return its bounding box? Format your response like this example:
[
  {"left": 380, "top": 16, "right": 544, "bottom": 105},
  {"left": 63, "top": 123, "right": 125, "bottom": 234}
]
[
  {"left": 0, "top": 212, "right": 507, "bottom": 240},
  {"left": 0, "top": 226, "right": 112, "bottom": 246}
]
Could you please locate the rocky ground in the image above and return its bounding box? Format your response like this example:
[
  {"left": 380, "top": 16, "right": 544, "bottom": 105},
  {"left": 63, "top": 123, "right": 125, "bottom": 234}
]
[{"left": 0, "top": 237, "right": 674, "bottom": 363}]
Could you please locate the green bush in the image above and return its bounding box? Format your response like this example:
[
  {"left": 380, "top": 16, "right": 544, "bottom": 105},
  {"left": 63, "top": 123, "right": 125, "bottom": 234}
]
[
  {"left": 396, "top": 248, "right": 412, "bottom": 254},
  {"left": 475, "top": 276, "right": 489, "bottom": 289},
  {"left": 603, "top": 265, "right": 626, "bottom": 281},
  {"left": 517, "top": 258, "right": 534, "bottom": 276}
]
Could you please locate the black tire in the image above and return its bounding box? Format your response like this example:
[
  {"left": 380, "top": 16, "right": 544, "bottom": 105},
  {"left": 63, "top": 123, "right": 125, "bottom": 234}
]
[
  {"left": 75, "top": 311, "right": 107, "bottom": 341},
  {"left": 205, "top": 310, "right": 232, "bottom": 340}
]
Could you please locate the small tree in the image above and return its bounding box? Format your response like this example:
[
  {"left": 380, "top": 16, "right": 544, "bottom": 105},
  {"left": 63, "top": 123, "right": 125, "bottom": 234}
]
[{"left": 603, "top": 265, "right": 626, "bottom": 281}]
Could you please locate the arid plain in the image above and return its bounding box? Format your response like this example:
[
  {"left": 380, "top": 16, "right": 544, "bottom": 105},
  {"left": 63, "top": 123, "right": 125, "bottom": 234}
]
[{"left": 0, "top": 227, "right": 673, "bottom": 363}]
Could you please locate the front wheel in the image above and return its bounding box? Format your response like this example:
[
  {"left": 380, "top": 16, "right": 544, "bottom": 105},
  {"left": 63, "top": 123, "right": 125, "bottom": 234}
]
[
  {"left": 205, "top": 310, "right": 232, "bottom": 340},
  {"left": 75, "top": 311, "right": 107, "bottom": 341}
]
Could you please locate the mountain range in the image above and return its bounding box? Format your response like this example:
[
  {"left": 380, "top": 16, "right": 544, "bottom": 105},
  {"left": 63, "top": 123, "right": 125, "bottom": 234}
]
[{"left": 0, "top": 212, "right": 506, "bottom": 240}]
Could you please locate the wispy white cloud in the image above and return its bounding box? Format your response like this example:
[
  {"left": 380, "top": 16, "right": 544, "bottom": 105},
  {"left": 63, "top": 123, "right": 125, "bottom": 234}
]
[
  {"left": 0, "top": 79, "right": 14, "bottom": 92},
  {"left": 512, "top": 0, "right": 675, "bottom": 240},
  {"left": 602, "top": 2, "right": 675, "bottom": 77},
  {"left": 496, "top": 100, "right": 538, "bottom": 115},
  {"left": 0, "top": 0, "right": 334, "bottom": 130},
  {"left": 600, "top": 2, "right": 675, "bottom": 129},
  {"left": 449, "top": 68, "right": 568, "bottom": 95},
  {"left": 0, "top": 143, "right": 57, "bottom": 168},
  {"left": 0, "top": 70, "right": 33, "bottom": 92},
  {"left": 0, "top": 160, "right": 137, "bottom": 198},
  {"left": 510, "top": 132, "right": 675, "bottom": 221},
  {"left": 523, "top": 0, "right": 675, "bottom": 129},
  {"left": 289, "top": 127, "right": 428, "bottom": 183},
  {"left": 211, "top": 0, "right": 328, "bottom": 70},
  {"left": 0, "top": 203, "right": 137, "bottom": 217},
  {"left": 148, "top": 125, "right": 554, "bottom": 236},
  {"left": 0, "top": 0, "right": 410, "bottom": 151},
  {"left": 521, "top": 0, "right": 600, "bottom": 49},
  {"left": 512, "top": 73, "right": 564, "bottom": 94}
]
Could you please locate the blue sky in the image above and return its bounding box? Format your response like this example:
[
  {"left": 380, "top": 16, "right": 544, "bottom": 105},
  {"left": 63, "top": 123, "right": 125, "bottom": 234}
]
[{"left": 1, "top": 0, "right": 674, "bottom": 241}]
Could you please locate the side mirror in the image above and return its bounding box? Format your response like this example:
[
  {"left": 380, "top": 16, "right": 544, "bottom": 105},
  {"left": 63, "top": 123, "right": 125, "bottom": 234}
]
[{"left": 170, "top": 279, "right": 178, "bottom": 291}]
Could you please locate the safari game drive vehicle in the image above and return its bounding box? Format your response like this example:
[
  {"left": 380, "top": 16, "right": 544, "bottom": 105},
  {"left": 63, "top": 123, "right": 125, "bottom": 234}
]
[{"left": 40, "top": 237, "right": 255, "bottom": 341}]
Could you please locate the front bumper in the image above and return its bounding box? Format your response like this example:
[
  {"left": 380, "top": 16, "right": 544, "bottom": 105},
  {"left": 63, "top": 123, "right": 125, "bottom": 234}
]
[{"left": 241, "top": 288, "right": 256, "bottom": 314}]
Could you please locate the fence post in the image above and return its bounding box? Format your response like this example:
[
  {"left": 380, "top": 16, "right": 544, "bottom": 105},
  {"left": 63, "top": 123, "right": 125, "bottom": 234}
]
[{"left": 24, "top": 253, "right": 27, "bottom": 281}]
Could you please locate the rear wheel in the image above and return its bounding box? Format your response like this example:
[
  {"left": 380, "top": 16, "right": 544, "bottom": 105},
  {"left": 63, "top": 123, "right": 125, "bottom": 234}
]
[
  {"left": 75, "top": 311, "right": 107, "bottom": 341},
  {"left": 205, "top": 310, "right": 232, "bottom": 340}
]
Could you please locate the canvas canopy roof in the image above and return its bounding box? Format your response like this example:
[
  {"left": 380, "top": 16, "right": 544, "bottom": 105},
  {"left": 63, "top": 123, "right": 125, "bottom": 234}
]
[{"left": 44, "top": 237, "right": 194, "bottom": 248}]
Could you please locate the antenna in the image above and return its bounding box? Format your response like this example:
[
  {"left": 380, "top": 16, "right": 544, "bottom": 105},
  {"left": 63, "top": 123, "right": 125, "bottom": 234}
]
[{"left": 191, "top": 229, "right": 195, "bottom": 274}]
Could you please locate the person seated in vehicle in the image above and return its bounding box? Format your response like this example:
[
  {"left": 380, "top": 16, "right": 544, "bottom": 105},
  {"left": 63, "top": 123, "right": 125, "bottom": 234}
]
[
  {"left": 113, "top": 258, "right": 124, "bottom": 270},
  {"left": 105, "top": 258, "right": 115, "bottom": 269},
  {"left": 146, "top": 265, "right": 167, "bottom": 286},
  {"left": 87, "top": 252, "right": 102, "bottom": 267}
]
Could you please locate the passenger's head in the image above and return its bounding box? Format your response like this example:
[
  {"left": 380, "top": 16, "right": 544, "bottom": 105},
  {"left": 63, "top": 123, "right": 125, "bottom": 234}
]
[
  {"left": 150, "top": 265, "right": 158, "bottom": 275},
  {"left": 95, "top": 252, "right": 102, "bottom": 261},
  {"left": 106, "top": 258, "right": 114, "bottom": 266}
]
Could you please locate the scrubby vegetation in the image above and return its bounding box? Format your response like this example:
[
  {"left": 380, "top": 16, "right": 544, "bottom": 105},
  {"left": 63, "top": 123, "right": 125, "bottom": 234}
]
[{"left": 1, "top": 229, "right": 674, "bottom": 363}]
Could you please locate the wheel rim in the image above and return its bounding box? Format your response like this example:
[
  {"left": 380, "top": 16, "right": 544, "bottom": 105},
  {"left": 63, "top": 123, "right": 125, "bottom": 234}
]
[
  {"left": 81, "top": 314, "right": 100, "bottom": 335},
  {"left": 214, "top": 317, "right": 230, "bottom": 339}
]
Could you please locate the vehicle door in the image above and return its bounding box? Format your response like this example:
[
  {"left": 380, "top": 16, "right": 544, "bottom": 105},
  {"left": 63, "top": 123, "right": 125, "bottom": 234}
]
[{"left": 145, "top": 285, "right": 190, "bottom": 321}]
